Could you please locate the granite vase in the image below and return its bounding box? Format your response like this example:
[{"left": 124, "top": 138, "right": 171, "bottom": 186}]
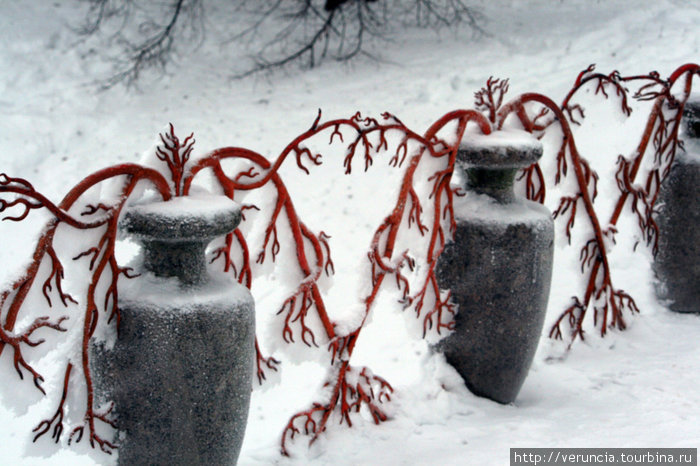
[
  {"left": 654, "top": 96, "right": 700, "bottom": 313},
  {"left": 435, "top": 130, "right": 554, "bottom": 404},
  {"left": 93, "top": 194, "right": 255, "bottom": 465}
]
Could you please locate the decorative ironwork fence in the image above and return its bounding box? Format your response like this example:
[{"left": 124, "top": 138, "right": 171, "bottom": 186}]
[{"left": 0, "top": 63, "right": 697, "bottom": 456}]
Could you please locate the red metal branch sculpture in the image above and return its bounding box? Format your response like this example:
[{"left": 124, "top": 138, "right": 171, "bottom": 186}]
[
  {"left": 396, "top": 109, "right": 492, "bottom": 338},
  {"left": 2, "top": 64, "right": 697, "bottom": 460},
  {"left": 497, "top": 63, "right": 698, "bottom": 345},
  {"left": 616, "top": 64, "right": 700, "bottom": 254},
  {"left": 181, "top": 106, "right": 489, "bottom": 455},
  {"left": 183, "top": 112, "right": 422, "bottom": 453},
  {"left": 280, "top": 361, "right": 392, "bottom": 454},
  {"left": 497, "top": 86, "right": 637, "bottom": 342},
  {"left": 1, "top": 153, "right": 173, "bottom": 454},
  {"left": 155, "top": 123, "right": 195, "bottom": 196},
  {"left": 543, "top": 64, "right": 698, "bottom": 344}
]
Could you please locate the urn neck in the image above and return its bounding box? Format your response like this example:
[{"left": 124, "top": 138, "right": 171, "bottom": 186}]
[
  {"left": 464, "top": 167, "right": 518, "bottom": 204},
  {"left": 141, "top": 239, "right": 211, "bottom": 286},
  {"left": 456, "top": 130, "right": 543, "bottom": 204},
  {"left": 683, "top": 96, "right": 700, "bottom": 139}
]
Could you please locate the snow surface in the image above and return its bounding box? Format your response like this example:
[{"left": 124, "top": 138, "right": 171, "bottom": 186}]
[{"left": 1, "top": 1, "right": 699, "bottom": 465}]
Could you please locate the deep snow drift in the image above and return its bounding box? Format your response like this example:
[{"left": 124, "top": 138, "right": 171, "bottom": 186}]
[{"left": 0, "top": 1, "right": 698, "bottom": 465}]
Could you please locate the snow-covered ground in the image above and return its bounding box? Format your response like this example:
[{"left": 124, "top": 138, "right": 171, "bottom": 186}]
[{"left": 1, "top": 1, "right": 699, "bottom": 465}]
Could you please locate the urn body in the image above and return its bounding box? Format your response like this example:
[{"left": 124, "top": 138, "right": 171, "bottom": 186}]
[
  {"left": 92, "top": 194, "right": 255, "bottom": 465},
  {"left": 654, "top": 97, "right": 700, "bottom": 313}
]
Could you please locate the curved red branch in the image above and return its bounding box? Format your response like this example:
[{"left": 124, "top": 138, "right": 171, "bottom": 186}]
[
  {"left": 498, "top": 92, "right": 623, "bottom": 341},
  {"left": 1, "top": 164, "right": 170, "bottom": 358},
  {"left": 1, "top": 162, "right": 171, "bottom": 455},
  {"left": 280, "top": 361, "right": 393, "bottom": 457}
]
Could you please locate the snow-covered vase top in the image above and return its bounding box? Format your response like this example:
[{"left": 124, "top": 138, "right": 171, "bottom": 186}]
[
  {"left": 435, "top": 129, "right": 553, "bottom": 404},
  {"left": 458, "top": 130, "right": 544, "bottom": 202},
  {"left": 120, "top": 194, "right": 242, "bottom": 285}
]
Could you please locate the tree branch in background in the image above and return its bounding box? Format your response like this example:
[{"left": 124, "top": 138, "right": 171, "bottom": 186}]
[
  {"left": 79, "top": 0, "right": 204, "bottom": 89},
  {"left": 410, "top": 0, "right": 483, "bottom": 28},
  {"left": 234, "top": 0, "right": 484, "bottom": 78},
  {"left": 77, "top": 0, "right": 484, "bottom": 87}
]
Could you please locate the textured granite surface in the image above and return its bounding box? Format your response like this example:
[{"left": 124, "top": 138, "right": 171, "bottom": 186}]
[
  {"left": 436, "top": 213, "right": 553, "bottom": 403},
  {"left": 654, "top": 152, "right": 700, "bottom": 313},
  {"left": 113, "top": 298, "right": 253, "bottom": 465}
]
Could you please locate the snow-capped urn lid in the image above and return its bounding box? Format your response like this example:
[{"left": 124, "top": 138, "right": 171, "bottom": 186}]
[
  {"left": 121, "top": 193, "right": 242, "bottom": 241},
  {"left": 120, "top": 193, "right": 242, "bottom": 285},
  {"left": 682, "top": 95, "right": 700, "bottom": 139},
  {"left": 457, "top": 130, "right": 543, "bottom": 203},
  {"left": 457, "top": 129, "right": 543, "bottom": 170}
]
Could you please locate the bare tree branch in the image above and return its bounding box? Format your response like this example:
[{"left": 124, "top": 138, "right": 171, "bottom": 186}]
[
  {"left": 77, "top": 0, "right": 484, "bottom": 87},
  {"left": 79, "top": 0, "right": 204, "bottom": 89}
]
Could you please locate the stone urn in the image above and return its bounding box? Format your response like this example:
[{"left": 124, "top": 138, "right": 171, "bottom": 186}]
[
  {"left": 93, "top": 193, "right": 255, "bottom": 465},
  {"left": 653, "top": 95, "right": 700, "bottom": 313},
  {"left": 435, "top": 130, "right": 554, "bottom": 404}
]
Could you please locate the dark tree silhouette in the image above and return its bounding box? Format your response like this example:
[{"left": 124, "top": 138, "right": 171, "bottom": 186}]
[{"left": 78, "top": 0, "right": 483, "bottom": 87}]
